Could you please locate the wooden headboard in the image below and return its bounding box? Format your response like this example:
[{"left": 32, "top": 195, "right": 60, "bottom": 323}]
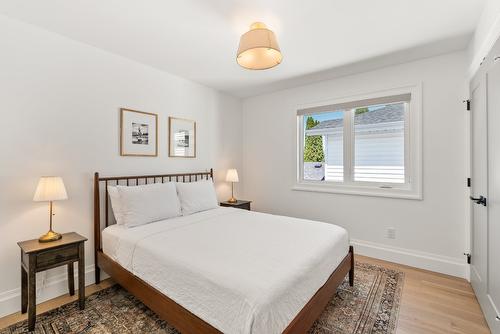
[{"left": 93, "top": 169, "right": 213, "bottom": 278}]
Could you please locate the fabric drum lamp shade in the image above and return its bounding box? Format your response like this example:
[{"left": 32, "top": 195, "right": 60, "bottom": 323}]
[
  {"left": 226, "top": 169, "right": 239, "bottom": 203},
  {"left": 237, "top": 22, "right": 282, "bottom": 70},
  {"left": 225, "top": 169, "right": 239, "bottom": 183},
  {"left": 33, "top": 177, "right": 68, "bottom": 202},
  {"left": 33, "top": 176, "right": 68, "bottom": 242}
]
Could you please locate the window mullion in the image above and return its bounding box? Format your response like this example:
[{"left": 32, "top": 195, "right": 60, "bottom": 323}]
[
  {"left": 343, "top": 109, "right": 353, "bottom": 183},
  {"left": 404, "top": 102, "right": 410, "bottom": 184}
]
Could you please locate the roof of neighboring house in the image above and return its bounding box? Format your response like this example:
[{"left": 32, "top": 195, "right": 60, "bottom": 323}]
[{"left": 309, "top": 104, "right": 404, "bottom": 130}]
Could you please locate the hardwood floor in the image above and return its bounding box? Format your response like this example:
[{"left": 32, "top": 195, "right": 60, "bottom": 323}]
[
  {"left": 0, "top": 278, "right": 115, "bottom": 330},
  {"left": 0, "top": 256, "right": 491, "bottom": 333},
  {"left": 358, "top": 255, "right": 490, "bottom": 334}
]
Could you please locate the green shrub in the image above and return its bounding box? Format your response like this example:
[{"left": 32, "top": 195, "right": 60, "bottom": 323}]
[{"left": 304, "top": 116, "right": 324, "bottom": 162}]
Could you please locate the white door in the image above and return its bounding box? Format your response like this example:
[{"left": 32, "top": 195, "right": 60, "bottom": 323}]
[
  {"left": 485, "top": 51, "right": 500, "bottom": 331},
  {"left": 470, "top": 41, "right": 500, "bottom": 333},
  {"left": 470, "top": 71, "right": 488, "bottom": 300}
]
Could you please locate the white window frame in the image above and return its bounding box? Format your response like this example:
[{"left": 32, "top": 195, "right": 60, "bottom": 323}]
[{"left": 293, "top": 84, "right": 422, "bottom": 200}]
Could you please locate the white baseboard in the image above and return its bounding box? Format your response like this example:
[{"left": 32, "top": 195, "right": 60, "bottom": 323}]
[
  {"left": 351, "top": 239, "right": 469, "bottom": 279},
  {"left": 0, "top": 265, "right": 103, "bottom": 318}
]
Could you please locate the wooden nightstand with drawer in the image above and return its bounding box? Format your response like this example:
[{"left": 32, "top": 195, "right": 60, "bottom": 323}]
[
  {"left": 220, "top": 200, "right": 252, "bottom": 210},
  {"left": 17, "top": 232, "right": 87, "bottom": 331}
]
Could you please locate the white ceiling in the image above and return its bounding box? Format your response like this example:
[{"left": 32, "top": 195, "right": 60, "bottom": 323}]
[{"left": 0, "top": 0, "right": 487, "bottom": 97}]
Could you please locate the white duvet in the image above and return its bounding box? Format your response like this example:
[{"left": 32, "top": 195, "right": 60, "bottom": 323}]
[{"left": 102, "top": 207, "right": 349, "bottom": 334}]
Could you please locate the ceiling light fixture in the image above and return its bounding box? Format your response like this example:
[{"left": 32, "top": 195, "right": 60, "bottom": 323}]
[{"left": 236, "top": 22, "right": 282, "bottom": 70}]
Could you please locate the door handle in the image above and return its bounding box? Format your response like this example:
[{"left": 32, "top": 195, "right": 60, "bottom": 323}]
[{"left": 470, "top": 195, "right": 487, "bottom": 206}]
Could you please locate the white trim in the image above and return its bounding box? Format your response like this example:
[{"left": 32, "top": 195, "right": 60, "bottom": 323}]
[
  {"left": 351, "top": 239, "right": 468, "bottom": 279},
  {"left": 465, "top": 83, "right": 472, "bottom": 284},
  {"left": 297, "top": 93, "right": 412, "bottom": 115},
  {"left": 295, "top": 84, "right": 423, "bottom": 200},
  {"left": 295, "top": 84, "right": 420, "bottom": 111},
  {"left": 0, "top": 265, "right": 107, "bottom": 318},
  {"left": 292, "top": 182, "right": 420, "bottom": 200},
  {"left": 297, "top": 115, "right": 305, "bottom": 182}
]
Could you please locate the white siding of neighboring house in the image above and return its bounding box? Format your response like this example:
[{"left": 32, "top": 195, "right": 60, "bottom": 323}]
[
  {"left": 308, "top": 119, "right": 405, "bottom": 183},
  {"left": 353, "top": 133, "right": 404, "bottom": 183},
  {"left": 324, "top": 124, "right": 405, "bottom": 183},
  {"left": 325, "top": 134, "right": 343, "bottom": 181}
]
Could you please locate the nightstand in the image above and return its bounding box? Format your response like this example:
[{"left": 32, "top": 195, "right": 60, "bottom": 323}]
[
  {"left": 220, "top": 200, "right": 252, "bottom": 210},
  {"left": 18, "top": 232, "right": 87, "bottom": 331}
]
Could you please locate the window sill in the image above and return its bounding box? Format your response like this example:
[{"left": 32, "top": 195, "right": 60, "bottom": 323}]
[{"left": 292, "top": 182, "right": 422, "bottom": 200}]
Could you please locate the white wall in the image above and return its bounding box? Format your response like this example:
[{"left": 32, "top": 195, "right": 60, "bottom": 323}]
[
  {"left": 0, "top": 15, "right": 242, "bottom": 316},
  {"left": 468, "top": 0, "right": 500, "bottom": 76},
  {"left": 242, "top": 52, "right": 469, "bottom": 278}
]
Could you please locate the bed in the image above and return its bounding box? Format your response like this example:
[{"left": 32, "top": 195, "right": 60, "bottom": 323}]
[{"left": 94, "top": 170, "right": 354, "bottom": 334}]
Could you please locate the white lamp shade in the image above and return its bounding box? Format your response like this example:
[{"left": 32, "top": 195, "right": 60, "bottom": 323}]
[
  {"left": 226, "top": 169, "right": 239, "bottom": 183},
  {"left": 33, "top": 176, "right": 68, "bottom": 202}
]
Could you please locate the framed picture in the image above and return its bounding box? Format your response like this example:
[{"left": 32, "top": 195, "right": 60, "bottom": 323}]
[
  {"left": 168, "top": 117, "right": 196, "bottom": 158},
  {"left": 120, "top": 108, "right": 158, "bottom": 156}
]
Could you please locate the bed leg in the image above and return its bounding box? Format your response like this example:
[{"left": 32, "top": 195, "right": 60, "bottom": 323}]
[
  {"left": 95, "top": 266, "right": 101, "bottom": 285},
  {"left": 349, "top": 245, "right": 354, "bottom": 286}
]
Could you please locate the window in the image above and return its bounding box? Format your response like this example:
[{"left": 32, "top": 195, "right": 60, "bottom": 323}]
[{"left": 295, "top": 89, "right": 422, "bottom": 199}]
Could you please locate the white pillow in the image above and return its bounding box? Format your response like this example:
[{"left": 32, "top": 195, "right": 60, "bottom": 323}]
[
  {"left": 176, "top": 180, "right": 218, "bottom": 215},
  {"left": 107, "top": 186, "right": 124, "bottom": 224},
  {"left": 109, "top": 182, "right": 181, "bottom": 227}
]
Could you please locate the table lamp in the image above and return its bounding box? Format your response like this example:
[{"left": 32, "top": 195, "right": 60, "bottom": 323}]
[
  {"left": 33, "top": 176, "right": 68, "bottom": 242},
  {"left": 226, "top": 169, "right": 239, "bottom": 203}
]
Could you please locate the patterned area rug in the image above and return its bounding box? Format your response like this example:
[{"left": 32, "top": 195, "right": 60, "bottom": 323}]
[{"left": 1, "top": 262, "right": 404, "bottom": 334}]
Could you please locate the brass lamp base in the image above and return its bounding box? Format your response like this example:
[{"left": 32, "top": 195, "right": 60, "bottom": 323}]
[
  {"left": 227, "top": 196, "right": 237, "bottom": 203},
  {"left": 39, "top": 230, "right": 62, "bottom": 243}
]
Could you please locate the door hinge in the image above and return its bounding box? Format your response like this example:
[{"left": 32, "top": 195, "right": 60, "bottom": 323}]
[
  {"left": 463, "top": 99, "right": 471, "bottom": 111},
  {"left": 467, "top": 178, "right": 471, "bottom": 187},
  {"left": 464, "top": 253, "right": 471, "bottom": 264}
]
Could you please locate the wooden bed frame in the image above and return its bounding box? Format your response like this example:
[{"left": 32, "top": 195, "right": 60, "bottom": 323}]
[{"left": 94, "top": 169, "right": 354, "bottom": 334}]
